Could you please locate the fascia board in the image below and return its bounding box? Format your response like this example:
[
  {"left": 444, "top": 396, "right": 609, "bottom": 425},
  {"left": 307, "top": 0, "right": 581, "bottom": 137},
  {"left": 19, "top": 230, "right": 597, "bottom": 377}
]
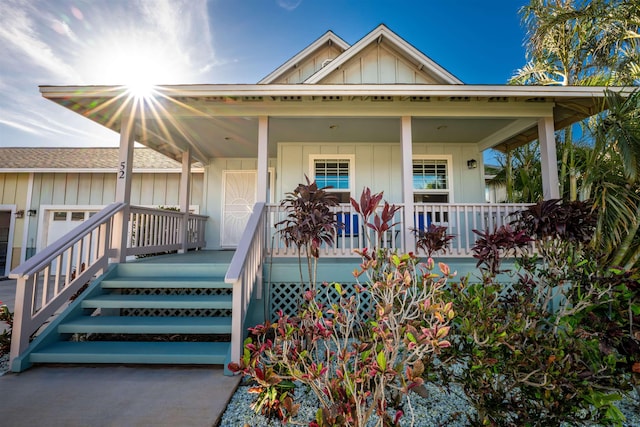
[{"left": 0, "top": 168, "right": 205, "bottom": 174}]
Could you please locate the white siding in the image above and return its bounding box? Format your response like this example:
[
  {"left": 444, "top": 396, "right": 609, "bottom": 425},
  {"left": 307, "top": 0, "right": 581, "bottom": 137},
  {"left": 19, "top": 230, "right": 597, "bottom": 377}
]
[
  {"left": 321, "top": 43, "right": 441, "bottom": 84},
  {"left": 277, "top": 142, "right": 484, "bottom": 204}
]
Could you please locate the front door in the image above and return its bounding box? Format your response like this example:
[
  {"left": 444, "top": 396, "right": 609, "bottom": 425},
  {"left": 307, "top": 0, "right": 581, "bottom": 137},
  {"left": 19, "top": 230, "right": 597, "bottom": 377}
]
[
  {"left": 0, "top": 211, "right": 11, "bottom": 276},
  {"left": 221, "top": 171, "right": 257, "bottom": 247}
]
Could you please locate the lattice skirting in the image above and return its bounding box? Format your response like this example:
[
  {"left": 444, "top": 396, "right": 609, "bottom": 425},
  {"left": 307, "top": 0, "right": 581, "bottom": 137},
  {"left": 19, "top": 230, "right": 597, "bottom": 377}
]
[
  {"left": 120, "top": 288, "right": 232, "bottom": 317},
  {"left": 269, "top": 282, "right": 372, "bottom": 321}
]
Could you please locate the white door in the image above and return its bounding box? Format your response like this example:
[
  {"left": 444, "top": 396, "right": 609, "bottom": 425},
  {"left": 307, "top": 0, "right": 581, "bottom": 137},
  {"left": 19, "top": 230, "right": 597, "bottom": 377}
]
[{"left": 221, "top": 171, "right": 257, "bottom": 247}]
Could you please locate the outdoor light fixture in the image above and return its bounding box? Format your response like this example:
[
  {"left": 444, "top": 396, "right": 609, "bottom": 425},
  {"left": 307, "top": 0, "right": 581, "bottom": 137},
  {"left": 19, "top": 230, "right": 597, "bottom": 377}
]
[
  {"left": 15, "top": 210, "right": 24, "bottom": 218},
  {"left": 27, "top": 209, "right": 37, "bottom": 217},
  {"left": 467, "top": 159, "right": 478, "bottom": 169}
]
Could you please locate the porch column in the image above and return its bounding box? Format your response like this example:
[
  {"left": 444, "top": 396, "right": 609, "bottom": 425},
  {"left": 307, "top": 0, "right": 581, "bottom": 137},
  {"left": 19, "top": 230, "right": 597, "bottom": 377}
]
[
  {"left": 179, "top": 148, "right": 192, "bottom": 253},
  {"left": 401, "top": 116, "right": 416, "bottom": 253},
  {"left": 538, "top": 117, "right": 560, "bottom": 200},
  {"left": 111, "top": 106, "right": 136, "bottom": 263},
  {"left": 257, "top": 116, "right": 269, "bottom": 203}
]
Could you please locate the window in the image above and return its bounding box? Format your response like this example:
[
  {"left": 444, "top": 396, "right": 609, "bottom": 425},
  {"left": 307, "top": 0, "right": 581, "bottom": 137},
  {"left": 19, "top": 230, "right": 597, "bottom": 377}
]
[
  {"left": 413, "top": 157, "right": 452, "bottom": 203},
  {"left": 53, "top": 212, "right": 67, "bottom": 221},
  {"left": 71, "top": 212, "right": 85, "bottom": 221},
  {"left": 310, "top": 155, "right": 354, "bottom": 203}
]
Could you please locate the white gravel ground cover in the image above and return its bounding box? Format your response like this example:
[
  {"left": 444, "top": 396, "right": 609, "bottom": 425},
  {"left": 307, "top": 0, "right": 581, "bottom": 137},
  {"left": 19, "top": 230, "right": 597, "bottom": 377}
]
[
  {"left": 219, "top": 379, "right": 640, "bottom": 427},
  {"left": 0, "top": 354, "right": 8, "bottom": 376}
]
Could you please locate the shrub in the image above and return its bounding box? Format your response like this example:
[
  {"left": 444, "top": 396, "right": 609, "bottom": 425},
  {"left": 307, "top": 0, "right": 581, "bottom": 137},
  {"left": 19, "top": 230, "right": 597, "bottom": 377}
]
[
  {"left": 414, "top": 224, "right": 456, "bottom": 258},
  {"left": 441, "top": 200, "right": 633, "bottom": 426},
  {"left": 0, "top": 301, "right": 13, "bottom": 356},
  {"left": 277, "top": 176, "right": 340, "bottom": 290},
  {"left": 232, "top": 187, "right": 455, "bottom": 426},
  {"left": 230, "top": 252, "right": 455, "bottom": 426}
]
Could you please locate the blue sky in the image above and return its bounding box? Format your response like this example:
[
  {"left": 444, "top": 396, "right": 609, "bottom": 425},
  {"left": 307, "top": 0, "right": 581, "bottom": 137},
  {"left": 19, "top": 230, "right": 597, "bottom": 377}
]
[{"left": 0, "top": 0, "right": 529, "bottom": 148}]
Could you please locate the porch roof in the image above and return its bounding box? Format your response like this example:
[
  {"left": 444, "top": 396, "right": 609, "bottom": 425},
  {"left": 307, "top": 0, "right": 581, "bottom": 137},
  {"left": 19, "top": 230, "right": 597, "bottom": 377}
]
[{"left": 39, "top": 84, "right": 626, "bottom": 164}]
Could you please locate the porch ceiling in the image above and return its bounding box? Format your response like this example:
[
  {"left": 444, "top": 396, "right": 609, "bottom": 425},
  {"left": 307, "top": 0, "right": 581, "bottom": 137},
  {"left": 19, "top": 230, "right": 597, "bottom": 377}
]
[{"left": 40, "top": 84, "right": 623, "bottom": 163}]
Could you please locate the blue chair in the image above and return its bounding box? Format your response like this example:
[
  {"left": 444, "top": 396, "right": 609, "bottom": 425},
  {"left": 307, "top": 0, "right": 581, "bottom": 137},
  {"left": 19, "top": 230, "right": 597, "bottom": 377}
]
[
  {"left": 415, "top": 213, "right": 432, "bottom": 234},
  {"left": 336, "top": 212, "right": 359, "bottom": 237}
]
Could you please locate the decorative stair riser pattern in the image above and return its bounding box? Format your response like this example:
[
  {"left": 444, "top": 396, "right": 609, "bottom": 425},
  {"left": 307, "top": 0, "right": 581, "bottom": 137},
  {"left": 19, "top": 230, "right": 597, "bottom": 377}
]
[{"left": 28, "top": 262, "right": 233, "bottom": 366}]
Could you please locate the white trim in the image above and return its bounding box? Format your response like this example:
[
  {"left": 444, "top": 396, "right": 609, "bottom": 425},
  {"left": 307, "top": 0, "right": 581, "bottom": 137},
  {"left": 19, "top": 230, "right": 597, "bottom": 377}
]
[
  {"left": 0, "top": 168, "right": 205, "bottom": 174},
  {"left": 0, "top": 205, "right": 16, "bottom": 276},
  {"left": 19, "top": 173, "right": 34, "bottom": 264},
  {"left": 308, "top": 154, "right": 356, "bottom": 197},
  {"left": 412, "top": 154, "right": 454, "bottom": 203},
  {"left": 40, "top": 83, "right": 628, "bottom": 99}
]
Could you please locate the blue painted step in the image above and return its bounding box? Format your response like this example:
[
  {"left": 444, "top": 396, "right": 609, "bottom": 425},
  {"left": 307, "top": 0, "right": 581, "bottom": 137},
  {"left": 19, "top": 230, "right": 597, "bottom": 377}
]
[
  {"left": 81, "top": 294, "right": 233, "bottom": 309},
  {"left": 58, "top": 316, "right": 232, "bottom": 334},
  {"left": 100, "top": 277, "right": 230, "bottom": 289},
  {"left": 30, "top": 341, "right": 229, "bottom": 364}
]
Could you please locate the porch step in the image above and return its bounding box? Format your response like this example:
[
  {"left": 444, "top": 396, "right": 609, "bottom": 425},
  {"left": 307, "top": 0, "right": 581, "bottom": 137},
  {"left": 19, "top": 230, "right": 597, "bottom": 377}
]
[
  {"left": 100, "top": 277, "right": 229, "bottom": 289},
  {"left": 20, "top": 260, "right": 237, "bottom": 371},
  {"left": 58, "top": 316, "right": 232, "bottom": 334},
  {"left": 81, "top": 294, "right": 233, "bottom": 310},
  {"left": 30, "top": 341, "right": 228, "bottom": 365}
]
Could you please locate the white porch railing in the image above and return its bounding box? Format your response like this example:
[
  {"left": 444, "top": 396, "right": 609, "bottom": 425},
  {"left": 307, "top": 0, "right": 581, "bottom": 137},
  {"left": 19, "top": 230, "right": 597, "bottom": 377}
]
[
  {"left": 266, "top": 203, "right": 405, "bottom": 257},
  {"left": 225, "top": 202, "right": 266, "bottom": 365},
  {"left": 265, "top": 202, "right": 531, "bottom": 257},
  {"left": 414, "top": 203, "right": 530, "bottom": 256},
  {"left": 127, "top": 206, "right": 207, "bottom": 256},
  {"left": 9, "top": 203, "right": 208, "bottom": 368}
]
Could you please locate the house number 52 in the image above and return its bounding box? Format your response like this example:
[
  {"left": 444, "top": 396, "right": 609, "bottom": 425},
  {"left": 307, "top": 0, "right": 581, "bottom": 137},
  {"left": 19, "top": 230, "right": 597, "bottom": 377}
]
[{"left": 119, "top": 161, "right": 126, "bottom": 179}]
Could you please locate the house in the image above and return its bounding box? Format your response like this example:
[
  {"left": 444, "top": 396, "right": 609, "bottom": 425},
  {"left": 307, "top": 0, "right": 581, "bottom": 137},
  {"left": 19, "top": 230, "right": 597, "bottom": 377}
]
[
  {"left": 7, "top": 24, "right": 623, "bottom": 373},
  {"left": 0, "top": 147, "right": 204, "bottom": 277}
]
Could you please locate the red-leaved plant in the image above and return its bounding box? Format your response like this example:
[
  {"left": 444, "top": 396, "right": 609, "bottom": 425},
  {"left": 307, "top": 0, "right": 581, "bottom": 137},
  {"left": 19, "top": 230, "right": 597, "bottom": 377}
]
[{"left": 350, "top": 187, "right": 401, "bottom": 249}]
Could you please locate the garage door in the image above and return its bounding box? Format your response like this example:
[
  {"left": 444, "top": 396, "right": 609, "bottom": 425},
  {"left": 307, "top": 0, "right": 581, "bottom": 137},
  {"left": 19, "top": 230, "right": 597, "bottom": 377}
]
[{"left": 46, "top": 210, "right": 98, "bottom": 274}]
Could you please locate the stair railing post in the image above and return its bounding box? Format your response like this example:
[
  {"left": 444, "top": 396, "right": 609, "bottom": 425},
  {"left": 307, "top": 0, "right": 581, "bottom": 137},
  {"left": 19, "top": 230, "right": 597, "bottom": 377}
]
[{"left": 10, "top": 275, "right": 35, "bottom": 369}]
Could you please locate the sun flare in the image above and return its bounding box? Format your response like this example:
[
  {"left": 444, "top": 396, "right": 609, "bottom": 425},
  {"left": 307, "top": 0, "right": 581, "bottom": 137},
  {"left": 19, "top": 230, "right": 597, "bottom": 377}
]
[{"left": 79, "top": 36, "right": 189, "bottom": 92}]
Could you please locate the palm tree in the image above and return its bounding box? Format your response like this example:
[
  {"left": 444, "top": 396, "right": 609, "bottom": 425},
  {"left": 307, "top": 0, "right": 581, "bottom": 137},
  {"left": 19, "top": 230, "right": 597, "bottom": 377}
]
[{"left": 584, "top": 89, "right": 640, "bottom": 268}]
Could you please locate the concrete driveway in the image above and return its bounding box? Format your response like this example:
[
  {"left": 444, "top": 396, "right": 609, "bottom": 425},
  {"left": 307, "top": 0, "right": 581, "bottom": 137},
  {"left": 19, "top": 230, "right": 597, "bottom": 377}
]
[
  {"left": 0, "top": 278, "right": 241, "bottom": 427},
  {"left": 0, "top": 365, "right": 240, "bottom": 427}
]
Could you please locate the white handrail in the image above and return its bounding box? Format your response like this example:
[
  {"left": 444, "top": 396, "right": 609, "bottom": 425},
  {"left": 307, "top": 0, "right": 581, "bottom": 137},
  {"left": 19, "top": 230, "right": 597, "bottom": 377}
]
[
  {"left": 225, "top": 202, "right": 266, "bottom": 365},
  {"left": 9, "top": 203, "right": 209, "bottom": 369},
  {"left": 9, "top": 202, "right": 125, "bottom": 365},
  {"left": 11, "top": 203, "right": 125, "bottom": 277}
]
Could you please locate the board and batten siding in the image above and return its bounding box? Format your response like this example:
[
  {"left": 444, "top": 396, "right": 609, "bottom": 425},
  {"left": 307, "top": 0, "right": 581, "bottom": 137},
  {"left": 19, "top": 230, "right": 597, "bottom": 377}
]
[
  {"left": 321, "top": 43, "right": 437, "bottom": 85},
  {"left": 0, "top": 173, "right": 30, "bottom": 269},
  {"left": 276, "top": 142, "right": 484, "bottom": 204},
  {"left": 0, "top": 171, "right": 203, "bottom": 267},
  {"left": 274, "top": 44, "right": 344, "bottom": 84}
]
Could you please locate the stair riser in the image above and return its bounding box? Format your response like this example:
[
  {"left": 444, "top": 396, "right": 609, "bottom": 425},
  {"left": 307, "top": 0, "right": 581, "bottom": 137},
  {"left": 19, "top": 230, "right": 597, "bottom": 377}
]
[
  {"left": 30, "top": 354, "right": 226, "bottom": 364},
  {"left": 58, "top": 325, "right": 232, "bottom": 334},
  {"left": 114, "top": 264, "right": 229, "bottom": 278},
  {"left": 100, "top": 280, "right": 231, "bottom": 289}
]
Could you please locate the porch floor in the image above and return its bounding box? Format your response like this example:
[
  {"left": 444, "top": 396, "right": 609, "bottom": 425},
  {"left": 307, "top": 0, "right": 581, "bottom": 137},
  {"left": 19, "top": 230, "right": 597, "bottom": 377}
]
[{"left": 132, "top": 250, "right": 496, "bottom": 283}]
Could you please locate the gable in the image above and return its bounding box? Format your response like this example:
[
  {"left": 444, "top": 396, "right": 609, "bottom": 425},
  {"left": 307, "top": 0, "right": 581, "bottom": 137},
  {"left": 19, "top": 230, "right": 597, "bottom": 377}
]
[
  {"left": 305, "top": 24, "right": 462, "bottom": 85},
  {"left": 271, "top": 43, "right": 346, "bottom": 84},
  {"left": 259, "top": 31, "right": 350, "bottom": 84},
  {"left": 318, "top": 40, "right": 440, "bottom": 84}
]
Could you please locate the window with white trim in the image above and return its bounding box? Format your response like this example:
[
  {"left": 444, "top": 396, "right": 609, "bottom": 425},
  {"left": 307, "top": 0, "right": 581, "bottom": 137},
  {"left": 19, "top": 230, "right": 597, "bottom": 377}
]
[
  {"left": 310, "top": 155, "right": 354, "bottom": 203},
  {"left": 413, "top": 157, "right": 451, "bottom": 203}
]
